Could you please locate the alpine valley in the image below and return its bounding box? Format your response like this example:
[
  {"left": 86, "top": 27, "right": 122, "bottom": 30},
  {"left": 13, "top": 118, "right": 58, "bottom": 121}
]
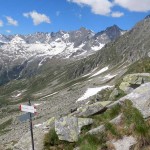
[{"left": 0, "top": 15, "right": 150, "bottom": 150}]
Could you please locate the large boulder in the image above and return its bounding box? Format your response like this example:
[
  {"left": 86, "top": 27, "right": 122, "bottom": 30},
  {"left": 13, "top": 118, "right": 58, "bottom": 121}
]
[
  {"left": 72, "top": 101, "right": 111, "bottom": 117},
  {"left": 119, "top": 73, "right": 150, "bottom": 94},
  {"left": 55, "top": 117, "right": 93, "bottom": 142},
  {"left": 55, "top": 116, "right": 79, "bottom": 142},
  {"left": 108, "top": 82, "right": 150, "bottom": 119}
]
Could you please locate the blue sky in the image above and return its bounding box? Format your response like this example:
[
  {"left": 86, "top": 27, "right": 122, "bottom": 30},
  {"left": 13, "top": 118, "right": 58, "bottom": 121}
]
[{"left": 0, "top": 0, "right": 150, "bottom": 34}]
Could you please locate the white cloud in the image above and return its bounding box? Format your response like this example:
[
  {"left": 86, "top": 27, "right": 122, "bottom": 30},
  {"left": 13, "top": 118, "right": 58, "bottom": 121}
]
[
  {"left": 56, "top": 11, "right": 60, "bottom": 16},
  {"left": 114, "top": 0, "right": 150, "bottom": 12},
  {"left": 67, "top": 0, "right": 150, "bottom": 17},
  {"left": 67, "top": 0, "right": 113, "bottom": 16},
  {"left": 6, "top": 30, "right": 11, "bottom": 33},
  {"left": 111, "top": 11, "right": 124, "bottom": 18},
  {"left": 0, "top": 20, "right": 3, "bottom": 27},
  {"left": 23, "top": 11, "right": 51, "bottom": 25},
  {"left": 5, "top": 16, "right": 18, "bottom": 26}
]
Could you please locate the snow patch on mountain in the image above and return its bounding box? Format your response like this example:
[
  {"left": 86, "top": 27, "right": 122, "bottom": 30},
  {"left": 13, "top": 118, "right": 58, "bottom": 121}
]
[
  {"left": 76, "top": 85, "right": 113, "bottom": 102},
  {"left": 91, "top": 66, "right": 109, "bottom": 77},
  {"left": 102, "top": 74, "right": 117, "bottom": 81},
  {"left": 91, "top": 43, "right": 105, "bottom": 51}
]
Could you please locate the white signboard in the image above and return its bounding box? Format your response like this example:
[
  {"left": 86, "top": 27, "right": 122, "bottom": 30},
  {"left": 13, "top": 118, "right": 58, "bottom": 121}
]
[{"left": 20, "top": 105, "right": 36, "bottom": 113}]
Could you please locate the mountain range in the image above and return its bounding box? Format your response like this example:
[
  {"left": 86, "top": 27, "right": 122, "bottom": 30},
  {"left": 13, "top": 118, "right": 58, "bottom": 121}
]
[{"left": 0, "top": 25, "right": 125, "bottom": 85}]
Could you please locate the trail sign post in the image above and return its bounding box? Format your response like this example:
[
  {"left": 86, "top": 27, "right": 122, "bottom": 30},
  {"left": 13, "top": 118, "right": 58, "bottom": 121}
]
[
  {"left": 19, "top": 100, "right": 36, "bottom": 150},
  {"left": 20, "top": 104, "right": 36, "bottom": 113}
]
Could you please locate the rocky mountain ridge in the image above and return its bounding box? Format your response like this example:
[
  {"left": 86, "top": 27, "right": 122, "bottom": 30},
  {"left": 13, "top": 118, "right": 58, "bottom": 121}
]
[{"left": 66, "top": 15, "right": 150, "bottom": 80}]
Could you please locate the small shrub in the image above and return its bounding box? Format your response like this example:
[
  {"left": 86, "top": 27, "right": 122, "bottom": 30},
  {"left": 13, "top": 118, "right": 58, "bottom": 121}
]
[
  {"left": 78, "top": 134, "right": 100, "bottom": 150},
  {"left": 108, "top": 104, "right": 121, "bottom": 119},
  {"left": 0, "top": 118, "right": 12, "bottom": 134},
  {"left": 104, "top": 122, "right": 121, "bottom": 138},
  {"left": 60, "top": 141, "right": 75, "bottom": 150},
  {"left": 115, "top": 89, "right": 126, "bottom": 100},
  {"left": 43, "top": 128, "right": 75, "bottom": 150},
  {"left": 80, "top": 143, "right": 97, "bottom": 150},
  {"left": 44, "top": 128, "right": 59, "bottom": 148},
  {"left": 80, "top": 124, "right": 92, "bottom": 134}
]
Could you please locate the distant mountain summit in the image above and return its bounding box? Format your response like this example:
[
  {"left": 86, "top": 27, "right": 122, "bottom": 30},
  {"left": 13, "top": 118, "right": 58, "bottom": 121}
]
[
  {"left": 145, "top": 14, "right": 150, "bottom": 19},
  {"left": 93, "top": 25, "right": 125, "bottom": 46}
]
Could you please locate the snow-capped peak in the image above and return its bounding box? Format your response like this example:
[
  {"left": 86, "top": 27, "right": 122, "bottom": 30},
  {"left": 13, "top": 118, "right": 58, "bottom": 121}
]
[{"left": 10, "top": 35, "right": 26, "bottom": 44}]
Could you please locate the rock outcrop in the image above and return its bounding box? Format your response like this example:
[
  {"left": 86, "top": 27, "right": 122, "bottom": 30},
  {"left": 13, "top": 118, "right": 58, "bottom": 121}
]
[
  {"left": 108, "top": 82, "right": 150, "bottom": 118},
  {"left": 71, "top": 101, "right": 112, "bottom": 117},
  {"left": 119, "top": 73, "right": 150, "bottom": 94}
]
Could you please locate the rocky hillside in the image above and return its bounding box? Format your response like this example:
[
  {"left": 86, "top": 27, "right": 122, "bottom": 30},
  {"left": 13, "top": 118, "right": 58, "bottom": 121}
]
[
  {"left": 66, "top": 15, "right": 150, "bottom": 81},
  {"left": 12, "top": 72, "right": 150, "bottom": 150}
]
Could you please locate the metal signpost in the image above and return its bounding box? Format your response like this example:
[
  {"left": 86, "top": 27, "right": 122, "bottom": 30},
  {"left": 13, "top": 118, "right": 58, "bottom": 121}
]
[{"left": 19, "top": 100, "right": 37, "bottom": 150}]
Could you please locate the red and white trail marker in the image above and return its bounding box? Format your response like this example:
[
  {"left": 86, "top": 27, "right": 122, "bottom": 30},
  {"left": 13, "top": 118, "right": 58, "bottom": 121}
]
[{"left": 19, "top": 104, "right": 37, "bottom": 114}]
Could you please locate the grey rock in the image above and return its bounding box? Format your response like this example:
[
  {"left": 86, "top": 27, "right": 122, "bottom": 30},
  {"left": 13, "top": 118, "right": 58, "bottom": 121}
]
[
  {"left": 71, "top": 101, "right": 112, "bottom": 117},
  {"left": 73, "top": 101, "right": 105, "bottom": 117},
  {"left": 110, "top": 113, "right": 123, "bottom": 125},
  {"left": 108, "top": 88, "right": 119, "bottom": 101},
  {"left": 55, "top": 116, "right": 79, "bottom": 142},
  {"left": 87, "top": 124, "right": 105, "bottom": 135},
  {"left": 73, "top": 147, "right": 80, "bottom": 150},
  {"left": 78, "top": 118, "right": 93, "bottom": 133},
  {"left": 119, "top": 82, "right": 133, "bottom": 94},
  {"left": 119, "top": 73, "right": 150, "bottom": 94},
  {"left": 55, "top": 116, "right": 93, "bottom": 142},
  {"left": 112, "top": 136, "right": 136, "bottom": 150}
]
